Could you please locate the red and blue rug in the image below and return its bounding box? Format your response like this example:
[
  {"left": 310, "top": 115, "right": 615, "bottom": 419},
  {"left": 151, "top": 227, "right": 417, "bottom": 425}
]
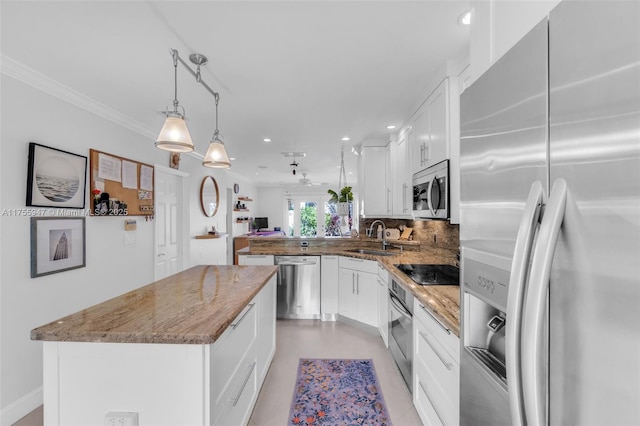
[{"left": 288, "top": 358, "right": 392, "bottom": 425}]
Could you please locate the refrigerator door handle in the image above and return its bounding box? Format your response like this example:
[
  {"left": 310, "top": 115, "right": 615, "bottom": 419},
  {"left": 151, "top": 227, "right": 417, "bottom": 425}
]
[
  {"left": 506, "top": 180, "right": 544, "bottom": 426},
  {"left": 522, "top": 178, "right": 567, "bottom": 426}
]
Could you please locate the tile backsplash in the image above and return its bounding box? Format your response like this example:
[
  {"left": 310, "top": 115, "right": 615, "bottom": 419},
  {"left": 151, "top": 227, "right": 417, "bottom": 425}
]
[{"left": 359, "top": 218, "right": 459, "bottom": 258}]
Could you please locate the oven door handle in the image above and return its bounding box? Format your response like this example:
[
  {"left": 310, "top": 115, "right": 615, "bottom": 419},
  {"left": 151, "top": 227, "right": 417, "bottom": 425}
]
[{"left": 389, "top": 292, "right": 412, "bottom": 320}]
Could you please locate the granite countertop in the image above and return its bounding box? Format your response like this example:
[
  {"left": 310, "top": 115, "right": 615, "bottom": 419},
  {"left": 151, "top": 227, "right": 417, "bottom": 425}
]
[
  {"left": 239, "top": 247, "right": 460, "bottom": 336},
  {"left": 31, "top": 265, "right": 278, "bottom": 345}
]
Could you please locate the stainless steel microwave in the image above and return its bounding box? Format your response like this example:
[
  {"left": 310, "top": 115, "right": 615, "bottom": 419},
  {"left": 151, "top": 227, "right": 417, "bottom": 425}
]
[{"left": 412, "top": 159, "right": 449, "bottom": 219}]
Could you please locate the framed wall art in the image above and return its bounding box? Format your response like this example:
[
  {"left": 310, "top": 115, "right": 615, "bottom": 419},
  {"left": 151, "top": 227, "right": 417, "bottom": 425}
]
[
  {"left": 30, "top": 217, "right": 86, "bottom": 278},
  {"left": 26, "top": 142, "right": 87, "bottom": 209}
]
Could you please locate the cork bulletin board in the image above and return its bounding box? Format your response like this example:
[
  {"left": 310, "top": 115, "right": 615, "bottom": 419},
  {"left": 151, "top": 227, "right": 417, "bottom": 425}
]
[{"left": 89, "top": 149, "right": 154, "bottom": 217}]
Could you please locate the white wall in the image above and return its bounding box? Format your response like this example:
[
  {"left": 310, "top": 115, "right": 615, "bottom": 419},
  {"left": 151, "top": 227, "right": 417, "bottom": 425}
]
[
  {"left": 0, "top": 76, "right": 163, "bottom": 423},
  {"left": 469, "top": 0, "right": 561, "bottom": 83}
]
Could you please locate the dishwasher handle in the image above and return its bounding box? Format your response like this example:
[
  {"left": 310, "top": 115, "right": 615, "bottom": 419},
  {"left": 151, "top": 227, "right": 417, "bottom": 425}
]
[{"left": 275, "top": 257, "right": 318, "bottom": 266}]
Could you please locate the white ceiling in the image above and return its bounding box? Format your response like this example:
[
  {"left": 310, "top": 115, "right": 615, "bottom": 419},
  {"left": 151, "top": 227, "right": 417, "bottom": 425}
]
[{"left": 1, "top": 1, "right": 469, "bottom": 189}]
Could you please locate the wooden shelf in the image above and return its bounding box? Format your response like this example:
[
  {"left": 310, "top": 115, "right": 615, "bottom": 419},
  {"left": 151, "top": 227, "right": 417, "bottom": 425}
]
[
  {"left": 194, "top": 233, "right": 228, "bottom": 239},
  {"left": 234, "top": 208, "right": 250, "bottom": 212},
  {"left": 237, "top": 197, "right": 253, "bottom": 201},
  {"left": 236, "top": 219, "right": 251, "bottom": 223}
]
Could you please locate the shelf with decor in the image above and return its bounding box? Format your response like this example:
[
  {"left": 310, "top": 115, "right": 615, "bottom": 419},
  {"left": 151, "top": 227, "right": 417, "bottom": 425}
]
[
  {"left": 236, "top": 218, "right": 251, "bottom": 223},
  {"left": 194, "top": 233, "right": 228, "bottom": 240},
  {"left": 237, "top": 197, "right": 253, "bottom": 202},
  {"left": 233, "top": 208, "right": 250, "bottom": 212}
]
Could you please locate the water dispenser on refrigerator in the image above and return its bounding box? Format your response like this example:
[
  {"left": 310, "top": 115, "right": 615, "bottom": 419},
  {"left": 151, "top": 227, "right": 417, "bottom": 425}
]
[{"left": 460, "top": 247, "right": 513, "bottom": 425}]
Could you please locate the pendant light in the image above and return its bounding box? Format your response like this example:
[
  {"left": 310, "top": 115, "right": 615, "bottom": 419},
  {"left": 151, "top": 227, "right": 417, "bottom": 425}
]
[
  {"left": 155, "top": 50, "right": 194, "bottom": 152},
  {"left": 203, "top": 92, "right": 231, "bottom": 168}
]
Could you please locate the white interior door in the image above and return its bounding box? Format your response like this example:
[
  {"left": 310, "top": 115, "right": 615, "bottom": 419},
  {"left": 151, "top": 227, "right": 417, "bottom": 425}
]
[{"left": 155, "top": 167, "right": 185, "bottom": 279}]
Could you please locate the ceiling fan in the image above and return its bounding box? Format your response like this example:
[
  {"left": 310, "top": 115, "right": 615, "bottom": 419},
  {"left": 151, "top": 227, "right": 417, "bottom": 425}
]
[{"left": 298, "top": 173, "right": 312, "bottom": 185}]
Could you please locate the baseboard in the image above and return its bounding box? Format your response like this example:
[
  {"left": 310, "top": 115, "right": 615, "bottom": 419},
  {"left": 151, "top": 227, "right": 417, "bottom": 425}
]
[{"left": 0, "top": 387, "right": 42, "bottom": 426}]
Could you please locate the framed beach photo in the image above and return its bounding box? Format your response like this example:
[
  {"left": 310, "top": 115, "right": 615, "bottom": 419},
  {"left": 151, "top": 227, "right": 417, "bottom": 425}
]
[
  {"left": 30, "top": 217, "right": 86, "bottom": 278},
  {"left": 26, "top": 143, "right": 87, "bottom": 209}
]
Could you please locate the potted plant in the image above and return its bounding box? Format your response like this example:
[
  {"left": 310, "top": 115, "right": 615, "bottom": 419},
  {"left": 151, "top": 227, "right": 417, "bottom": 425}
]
[{"left": 327, "top": 186, "right": 353, "bottom": 216}]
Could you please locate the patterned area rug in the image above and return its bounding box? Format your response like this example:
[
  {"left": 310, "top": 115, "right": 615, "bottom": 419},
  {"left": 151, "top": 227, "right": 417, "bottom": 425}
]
[{"left": 288, "top": 358, "right": 392, "bottom": 425}]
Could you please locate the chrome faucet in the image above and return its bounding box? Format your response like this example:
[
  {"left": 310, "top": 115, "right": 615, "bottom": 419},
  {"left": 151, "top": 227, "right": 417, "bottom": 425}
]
[{"left": 367, "top": 220, "right": 389, "bottom": 250}]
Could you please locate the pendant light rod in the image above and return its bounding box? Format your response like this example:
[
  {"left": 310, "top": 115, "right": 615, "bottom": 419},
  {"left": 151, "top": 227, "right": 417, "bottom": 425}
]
[{"left": 171, "top": 49, "right": 219, "bottom": 100}]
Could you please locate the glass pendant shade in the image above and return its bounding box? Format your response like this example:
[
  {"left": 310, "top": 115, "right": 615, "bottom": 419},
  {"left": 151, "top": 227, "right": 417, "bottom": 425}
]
[
  {"left": 155, "top": 113, "right": 195, "bottom": 153},
  {"left": 203, "top": 135, "right": 231, "bottom": 168}
]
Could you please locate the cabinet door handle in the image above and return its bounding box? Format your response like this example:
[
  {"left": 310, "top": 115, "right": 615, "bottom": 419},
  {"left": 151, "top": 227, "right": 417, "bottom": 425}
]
[
  {"left": 231, "top": 362, "right": 256, "bottom": 406},
  {"left": 419, "top": 380, "right": 447, "bottom": 425},
  {"left": 356, "top": 274, "right": 360, "bottom": 295},
  {"left": 419, "top": 331, "right": 452, "bottom": 371},
  {"left": 420, "top": 305, "right": 451, "bottom": 335},
  {"left": 231, "top": 303, "right": 255, "bottom": 329},
  {"left": 352, "top": 272, "right": 356, "bottom": 294}
]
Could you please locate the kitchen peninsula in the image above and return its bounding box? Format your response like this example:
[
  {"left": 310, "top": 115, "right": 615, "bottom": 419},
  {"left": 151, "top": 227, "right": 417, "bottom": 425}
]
[{"left": 31, "top": 265, "right": 278, "bottom": 426}]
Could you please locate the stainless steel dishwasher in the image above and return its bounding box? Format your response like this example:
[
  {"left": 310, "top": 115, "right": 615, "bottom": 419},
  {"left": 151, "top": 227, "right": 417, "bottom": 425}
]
[{"left": 275, "top": 256, "right": 321, "bottom": 319}]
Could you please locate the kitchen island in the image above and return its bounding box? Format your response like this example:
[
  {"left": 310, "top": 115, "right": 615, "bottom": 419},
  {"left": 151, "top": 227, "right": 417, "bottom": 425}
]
[{"left": 31, "top": 265, "right": 278, "bottom": 426}]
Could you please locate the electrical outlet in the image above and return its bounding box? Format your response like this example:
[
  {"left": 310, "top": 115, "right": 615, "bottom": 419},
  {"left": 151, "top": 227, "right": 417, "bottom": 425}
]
[{"left": 105, "top": 412, "right": 138, "bottom": 426}]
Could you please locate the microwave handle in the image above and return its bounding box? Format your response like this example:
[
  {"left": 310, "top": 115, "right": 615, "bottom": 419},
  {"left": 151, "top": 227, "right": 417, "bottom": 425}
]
[{"left": 426, "top": 177, "right": 436, "bottom": 217}]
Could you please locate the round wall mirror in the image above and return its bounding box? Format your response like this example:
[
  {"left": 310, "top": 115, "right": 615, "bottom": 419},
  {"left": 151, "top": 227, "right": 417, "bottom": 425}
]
[{"left": 200, "top": 176, "right": 219, "bottom": 217}]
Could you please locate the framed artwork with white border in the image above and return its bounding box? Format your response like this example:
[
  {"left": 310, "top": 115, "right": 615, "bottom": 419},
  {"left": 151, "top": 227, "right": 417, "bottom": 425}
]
[{"left": 30, "top": 217, "right": 86, "bottom": 278}]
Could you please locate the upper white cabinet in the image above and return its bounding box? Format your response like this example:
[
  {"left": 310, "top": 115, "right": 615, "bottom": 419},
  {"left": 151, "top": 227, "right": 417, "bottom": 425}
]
[
  {"left": 358, "top": 144, "right": 391, "bottom": 217},
  {"left": 406, "top": 75, "right": 461, "bottom": 223},
  {"left": 410, "top": 77, "right": 455, "bottom": 173},
  {"left": 391, "top": 131, "right": 412, "bottom": 217}
]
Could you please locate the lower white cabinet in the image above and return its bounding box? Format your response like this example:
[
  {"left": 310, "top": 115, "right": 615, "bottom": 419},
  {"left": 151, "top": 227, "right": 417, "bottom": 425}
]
[
  {"left": 377, "top": 265, "right": 389, "bottom": 347},
  {"left": 212, "top": 277, "right": 276, "bottom": 425},
  {"left": 321, "top": 255, "right": 340, "bottom": 320},
  {"left": 42, "top": 277, "right": 276, "bottom": 426},
  {"left": 338, "top": 257, "right": 379, "bottom": 327},
  {"left": 238, "top": 254, "right": 275, "bottom": 265},
  {"left": 413, "top": 300, "right": 459, "bottom": 426}
]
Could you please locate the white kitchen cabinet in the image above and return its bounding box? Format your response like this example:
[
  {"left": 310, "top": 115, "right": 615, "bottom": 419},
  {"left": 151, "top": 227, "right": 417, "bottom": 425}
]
[
  {"left": 321, "top": 255, "right": 339, "bottom": 320},
  {"left": 358, "top": 144, "right": 391, "bottom": 217},
  {"left": 391, "top": 131, "right": 412, "bottom": 217},
  {"left": 409, "top": 76, "right": 461, "bottom": 223},
  {"left": 413, "top": 300, "right": 460, "bottom": 426},
  {"left": 42, "top": 276, "right": 276, "bottom": 426},
  {"left": 338, "top": 257, "right": 379, "bottom": 327},
  {"left": 377, "top": 265, "right": 389, "bottom": 347},
  {"left": 238, "top": 254, "right": 274, "bottom": 265}
]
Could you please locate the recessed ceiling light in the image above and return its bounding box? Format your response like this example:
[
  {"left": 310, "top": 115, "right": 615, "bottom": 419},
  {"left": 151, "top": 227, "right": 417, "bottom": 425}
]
[
  {"left": 230, "top": 157, "right": 236, "bottom": 161},
  {"left": 386, "top": 125, "right": 396, "bottom": 130},
  {"left": 341, "top": 137, "right": 350, "bottom": 141},
  {"left": 459, "top": 10, "right": 471, "bottom": 25},
  {"left": 263, "top": 138, "right": 271, "bottom": 142}
]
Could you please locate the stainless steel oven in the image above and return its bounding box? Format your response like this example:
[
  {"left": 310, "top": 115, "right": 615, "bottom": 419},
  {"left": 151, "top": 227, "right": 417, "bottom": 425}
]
[
  {"left": 388, "top": 279, "right": 414, "bottom": 393},
  {"left": 412, "top": 159, "right": 449, "bottom": 219}
]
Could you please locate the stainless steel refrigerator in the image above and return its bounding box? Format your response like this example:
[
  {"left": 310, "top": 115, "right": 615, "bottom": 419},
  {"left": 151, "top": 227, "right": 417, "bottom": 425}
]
[{"left": 459, "top": 1, "right": 640, "bottom": 425}]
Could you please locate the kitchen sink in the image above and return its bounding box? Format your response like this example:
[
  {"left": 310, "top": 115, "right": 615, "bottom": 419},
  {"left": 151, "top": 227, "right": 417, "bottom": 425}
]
[{"left": 346, "top": 249, "right": 399, "bottom": 257}]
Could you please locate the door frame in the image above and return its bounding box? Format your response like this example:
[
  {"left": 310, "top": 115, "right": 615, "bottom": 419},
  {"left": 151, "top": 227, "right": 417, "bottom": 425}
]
[{"left": 154, "top": 164, "right": 189, "bottom": 280}]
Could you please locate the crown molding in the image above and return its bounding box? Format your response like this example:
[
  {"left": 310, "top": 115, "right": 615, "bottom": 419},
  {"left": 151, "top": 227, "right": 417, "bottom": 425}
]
[{"left": 1, "top": 54, "right": 156, "bottom": 140}]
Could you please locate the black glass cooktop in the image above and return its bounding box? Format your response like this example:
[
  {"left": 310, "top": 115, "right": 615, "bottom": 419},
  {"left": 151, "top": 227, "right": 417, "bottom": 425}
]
[{"left": 394, "top": 264, "right": 459, "bottom": 286}]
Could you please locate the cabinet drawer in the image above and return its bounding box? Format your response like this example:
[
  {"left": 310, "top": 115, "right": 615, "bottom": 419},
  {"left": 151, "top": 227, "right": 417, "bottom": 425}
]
[
  {"left": 211, "top": 300, "right": 258, "bottom": 400},
  {"left": 414, "top": 301, "right": 459, "bottom": 362},
  {"left": 215, "top": 352, "right": 258, "bottom": 426},
  {"left": 339, "top": 256, "right": 378, "bottom": 274},
  {"left": 415, "top": 323, "right": 459, "bottom": 398},
  {"left": 414, "top": 355, "right": 458, "bottom": 426}
]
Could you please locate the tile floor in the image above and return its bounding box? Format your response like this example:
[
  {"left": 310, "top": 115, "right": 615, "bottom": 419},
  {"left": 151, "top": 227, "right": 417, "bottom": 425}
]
[
  {"left": 248, "top": 319, "right": 421, "bottom": 425},
  {"left": 13, "top": 319, "right": 421, "bottom": 426}
]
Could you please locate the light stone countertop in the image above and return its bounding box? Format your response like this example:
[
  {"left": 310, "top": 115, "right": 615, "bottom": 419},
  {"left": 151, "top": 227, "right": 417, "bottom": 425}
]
[
  {"left": 238, "top": 247, "right": 460, "bottom": 336},
  {"left": 31, "top": 265, "right": 278, "bottom": 344}
]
